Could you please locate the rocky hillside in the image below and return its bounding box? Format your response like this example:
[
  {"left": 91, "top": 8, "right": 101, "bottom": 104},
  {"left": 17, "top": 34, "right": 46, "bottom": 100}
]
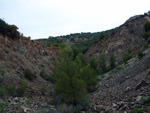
[
  {"left": 0, "top": 35, "right": 59, "bottom": 112},
  {"left": 86, "top": 15, "right": 150, "bottom": 63},
  {"left": 86, "top": 14, "right": 150, "bottom": 112},
  {"left": 89, "top": 48, "right": 150, "bottom": 112}
]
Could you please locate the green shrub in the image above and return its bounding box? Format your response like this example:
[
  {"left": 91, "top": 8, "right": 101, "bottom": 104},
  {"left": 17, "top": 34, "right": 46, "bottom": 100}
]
[
  {"left": 98, "top": 53, "right": 107, "bottom": 74},
  {"left": 109, "top": 53, "right": 116, "bottom": 69},
  {"left": 144, "top": 21, "right": 150, "bottom": 32},
  {"left": 5, "top": 86, "right": 16, "bottom": 97},
  {"left": 73, "top": 98, "right": 89, "bottom": 112},
  {"left": 80, "top": 64, "right": 97, "bottom": 92},
  {"left": 132, "top": 106, "right": 143, "bottom": 113},
  {"left": 0, "top": 103, "right": 7, "bottom": 113},
  {"left": 144, "top": 42, "right": 148, "bottom": 48},
  {"left": 142, "top": 32, "right": 149, "bottom": 40},
  {"left": 1, "top": 72, "right": 4, "bottom": 76},
  {"left": 0, "top": 87, "right": 7, "bottom": 97},
  {"left": 19, "top": 73, "right": 24, "bottom": 78},
  {"left": 138, "top": 51, "right": 145, "bottom": 59},
  {"left": 33, "top": 53, "right": 36, "bottom": 57},
  {"left": 40, "top": 70, "right": 50, "bottom": 81},
  {"left": 26, "top": 100, "right": 32, "bottom": 105},
  {"left": 17, "top": 80, "right": 26, "bottom": 97},
  {"left": 143, "top": 95, "right": 150, "bottom": 104},
  {"left": 24, "top": 69, "right": 36, "bottom": 81},
  {"left": 123, "top": 52, "right": 132, "bottom": 64},
  {"left": 89, "top": 57, "right": 98, "bottom": 71}
]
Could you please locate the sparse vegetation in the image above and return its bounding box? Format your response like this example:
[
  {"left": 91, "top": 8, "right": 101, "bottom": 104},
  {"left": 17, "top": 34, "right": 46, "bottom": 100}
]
[
  {"left": 1, "top": 72, "right": 4, "bottom": 76},
  {"left": 109, "top": 66, "right": 123, "bottom": 74},
  {"left": 98, "top": 53, "right": 107, "bottom": 74},
  {"left": 109, "top": 53, "right": 116, "bottom": 69},
  {"left": 142, "top": 32, "right": 149, "bottom": 40},
  {"left": 144, "top": 42, "right": 148, "bottom": 48},
  {"left": 17, "top": 80, "right": 27, "bottom": 97},
  {"left": 5, "top": 86, "right": 16, "bottom": 97},
  {"left": 143, "top": 95, "right": 150, "bottom": 104},
  {"left": 26, "top": 100, "right": 32, "bottom": 105},
  {"left": 0, "top": 86, "right": 7, "bottom": 97},
  {"left": 0, "top": 103, "right": 7, "bottom": 113},
  {"left": 138, "top": 51, "right": 145, "bottom": 59},
  {"left": 132, "top": 106, "right": 143, "bottom": 113},
  {"left": 123, "top": 52, "right": 132, "bottom": 64}
]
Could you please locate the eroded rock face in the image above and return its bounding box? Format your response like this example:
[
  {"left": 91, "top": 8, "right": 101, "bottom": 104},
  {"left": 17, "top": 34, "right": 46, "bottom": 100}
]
[
  {"left": 85, "top": 15, "right": 150, "bottom": 63},
  {"left": 0, "top": 36, "right": 59, "bottom": 106}
]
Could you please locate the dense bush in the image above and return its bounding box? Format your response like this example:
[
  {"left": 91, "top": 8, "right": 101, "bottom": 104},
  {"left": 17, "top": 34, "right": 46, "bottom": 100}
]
[
  {"left": 90, "top": 57, "right": 98, "bottom": 72},
  {"left": 80, "top": 64, "right": 97, "bottom": 92},
  {"left": 52, "top": 46, "right": 98, "bottom": 105},
  {"left": 24, "top": 69, "right": 36, "bottom": 81},
  {"left": 0, "top": 19, "right": 20, "bottom": 39}
]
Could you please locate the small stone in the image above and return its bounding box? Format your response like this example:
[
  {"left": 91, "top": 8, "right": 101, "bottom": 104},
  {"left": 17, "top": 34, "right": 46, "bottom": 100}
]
[
  {"left": 125, "top": 86, "right": 131, "bottom": 92},
  {"left": 136, "top": 96, "right": 143, "bottom": 104},
  {"left": 105, "top": 104, "right": 111, "bottom": 112},
  {"left": 21, "top": 105, "right": 31, "bottom": 113},
  {"left": 135, "top": 80, "right": 148, "bottom": 90},
  {"left": 113, "top": 103, "right": 117, "bottom": 108}
]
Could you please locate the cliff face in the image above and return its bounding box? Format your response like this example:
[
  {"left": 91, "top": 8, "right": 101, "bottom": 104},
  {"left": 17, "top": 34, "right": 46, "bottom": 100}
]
[{"left": 85, "top": 15, "right": 150, "bottom": 63}]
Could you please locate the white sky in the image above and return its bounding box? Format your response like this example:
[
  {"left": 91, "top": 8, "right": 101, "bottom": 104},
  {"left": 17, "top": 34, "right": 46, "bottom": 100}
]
[{"left": 0, "top": 0, "right": 150, "bottom": 39}]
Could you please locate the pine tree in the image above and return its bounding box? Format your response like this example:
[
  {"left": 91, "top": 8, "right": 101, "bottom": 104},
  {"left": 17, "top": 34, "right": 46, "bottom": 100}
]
[
  {"left": 80, "top": 64, "right": 97, "bottom": 92},
  {"left": 52, "top": 46, "right": 87, "bottom": 105}
]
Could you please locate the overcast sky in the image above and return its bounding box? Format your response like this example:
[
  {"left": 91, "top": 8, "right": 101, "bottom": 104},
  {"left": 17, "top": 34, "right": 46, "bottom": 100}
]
[{"left": 0, "top": 0, "right": 150, "bottom": 39}]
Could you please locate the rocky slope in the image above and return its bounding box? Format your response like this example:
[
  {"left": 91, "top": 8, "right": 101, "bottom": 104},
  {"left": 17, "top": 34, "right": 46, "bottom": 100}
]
[
  {"left": 85, "top": 15, "right": 150, "bottom": 63},
  {"left": 0, "top": 35, "right": 59, "bottom": 112},
  {"left": 89, "top": 48, "right": 150, "bottom": 112},
  {"left": 86, "top": 14, "right": 150, "bottom": 112}
]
